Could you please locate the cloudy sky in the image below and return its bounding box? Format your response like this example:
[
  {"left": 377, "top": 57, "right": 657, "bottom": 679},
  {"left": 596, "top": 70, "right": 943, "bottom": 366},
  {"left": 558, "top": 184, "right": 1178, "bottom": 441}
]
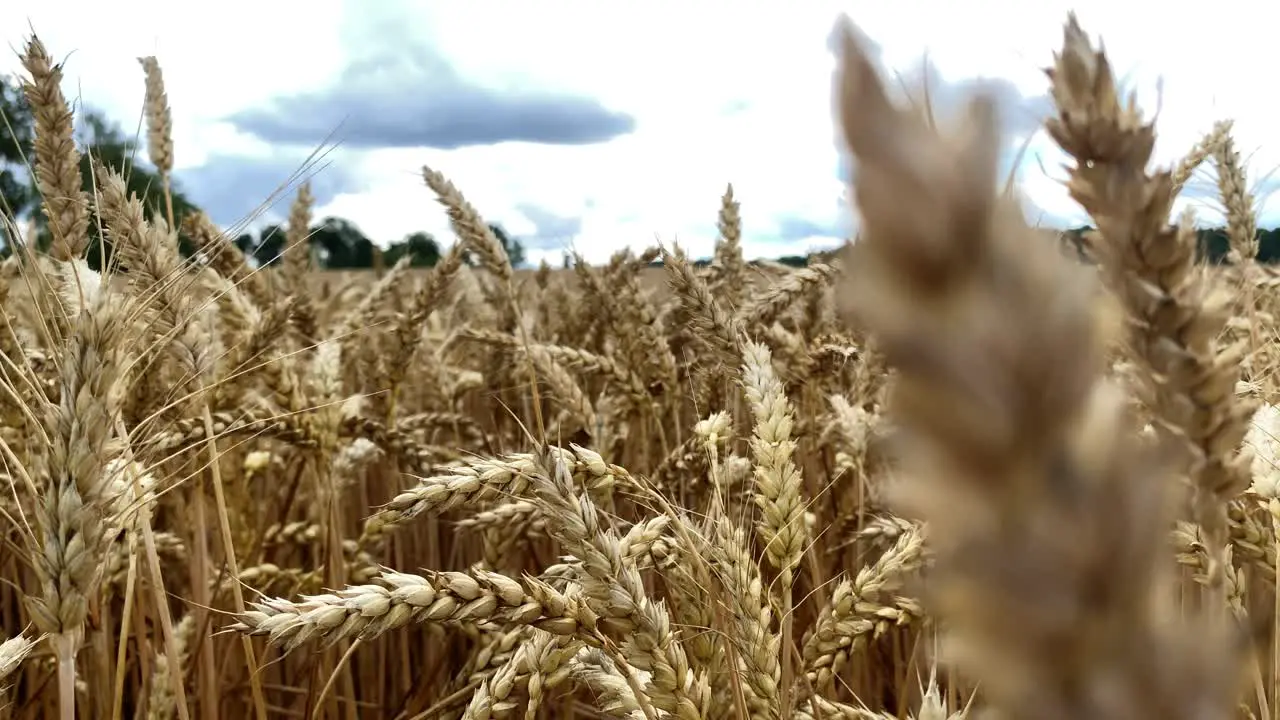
[{"left": 2, "top": 1, "right": 1279, "bottom": 265}]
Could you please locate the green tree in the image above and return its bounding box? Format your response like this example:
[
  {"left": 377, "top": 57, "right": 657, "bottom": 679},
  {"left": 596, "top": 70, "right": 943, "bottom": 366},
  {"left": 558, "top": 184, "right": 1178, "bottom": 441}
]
[
  {"left": 241, "top": 224, "right": 286, "bottom": 267},
  {"left": 487, "top": 223, "right": 525, "bottom": 268},
  {"left": 233, "top": 216, "right": 382, "bottom": 270},
  {"left": 0, "top": 74, "right": 36, "bottom": 253},
  {"left": 385, "top": 231, "right": 441, "bottom": 267},
  {"left": 454, "top": 223, "right": 525, "bottom": 269},
  {"left": 74, "top": 113, "right": 203, "bottom": 267},
  {"left": 1196, "top": 227, "right": 1230, "bottom": 264},
  {"left": 1259, "top": 228, "right": 1280, "bottom": 263},
  {"left": 310, "top": 216, "right": 375, "bottom": 269},
  {"left": 234, "top": 232, "right": 255, "bottom": 256},
  {"left": 0, "top": 74, "right": 203, "bottom": 265},
  {"left": 0, "top": 74, "right": 35, "bottom": 254}
]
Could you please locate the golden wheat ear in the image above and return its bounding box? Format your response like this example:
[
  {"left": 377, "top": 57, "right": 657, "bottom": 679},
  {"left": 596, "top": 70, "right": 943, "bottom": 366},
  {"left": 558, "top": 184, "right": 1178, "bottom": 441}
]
[
  {"left": 831, "top": 16, "right": 894, "bottom": 164},
  {"left": 833, "top": 14, "right": 1004, "bottom": 308},
  {"left": 834, "top": 15, "right": 999, "bottom": 183}
]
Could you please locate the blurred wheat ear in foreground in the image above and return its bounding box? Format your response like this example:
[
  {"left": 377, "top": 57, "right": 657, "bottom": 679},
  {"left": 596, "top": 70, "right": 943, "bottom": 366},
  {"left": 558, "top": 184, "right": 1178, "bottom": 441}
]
[{"left": 0, "top": 11, "right": 1276, "bottom": 720}]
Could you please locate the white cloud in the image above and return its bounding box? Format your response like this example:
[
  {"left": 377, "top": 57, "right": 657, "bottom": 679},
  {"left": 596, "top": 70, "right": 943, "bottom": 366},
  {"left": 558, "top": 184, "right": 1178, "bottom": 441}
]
[{"left": 4, "top": 0, "right": 1280, "bottom": 264}]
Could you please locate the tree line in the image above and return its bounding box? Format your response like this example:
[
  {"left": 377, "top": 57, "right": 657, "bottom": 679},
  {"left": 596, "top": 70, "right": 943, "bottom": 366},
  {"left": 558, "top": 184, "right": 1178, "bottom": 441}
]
[
  {"left": 232, "top": 217, "right": 525, "bottom": 270},
  {"left": 1058, "top": 226, "right": 1280, "bottom": 264},
  {"left": 8, "top": 74, "right": 1278, "bottom": 271},
  {"left": 0, "top": 73, "right": 525, "bottom": 270},
  {"left": 0, "top": 73, "right": 850, "bottom": 271}
]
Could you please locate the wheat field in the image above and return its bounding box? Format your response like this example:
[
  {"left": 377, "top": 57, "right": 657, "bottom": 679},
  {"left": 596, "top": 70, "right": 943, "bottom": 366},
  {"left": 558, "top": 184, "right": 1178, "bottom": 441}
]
[{"left": 4, "top": 12, "right": 1280, "bottom": 720}]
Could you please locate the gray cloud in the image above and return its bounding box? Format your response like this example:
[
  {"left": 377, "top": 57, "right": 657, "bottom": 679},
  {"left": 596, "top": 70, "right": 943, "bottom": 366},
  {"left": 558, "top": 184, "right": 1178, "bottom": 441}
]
[
  {"left": 515, "top": 203, "right": 582, "bottom": 250},
  {"left": 1178, "top": 173, "right": 1280, "bottom": 208},
  {"left": 827, "top": 30, "right": 1052, "bottom": 183},
  {"left": 223, "top": 0, "right": 636, "bottom": 151},
  {"left": 857, "top": 31, "right": 1052, "bottom": 142},
  {"left": 921, "top": 74, "right": 1052, "bottom": 141},
  {"left": 774, "top": 215, "right": 849, "bottom": 244},
  {"left": 181, "top": 154, "right": 360, "bottom": 230},
  {"left": 824, "top": 47, "right": 1064, "bottom": 245},
  {"left": 1178, "top": 175, "right": 1221, "bottom": 202},
  {"left": 227, "top": 48, "right": 635, "bottom": 151}
]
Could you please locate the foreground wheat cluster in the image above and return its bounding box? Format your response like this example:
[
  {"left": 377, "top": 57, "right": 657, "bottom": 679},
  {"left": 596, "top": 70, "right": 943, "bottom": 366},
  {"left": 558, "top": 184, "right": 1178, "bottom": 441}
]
[{"left": 7, "top": 12, "right": 1280, "bottom": 720}]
